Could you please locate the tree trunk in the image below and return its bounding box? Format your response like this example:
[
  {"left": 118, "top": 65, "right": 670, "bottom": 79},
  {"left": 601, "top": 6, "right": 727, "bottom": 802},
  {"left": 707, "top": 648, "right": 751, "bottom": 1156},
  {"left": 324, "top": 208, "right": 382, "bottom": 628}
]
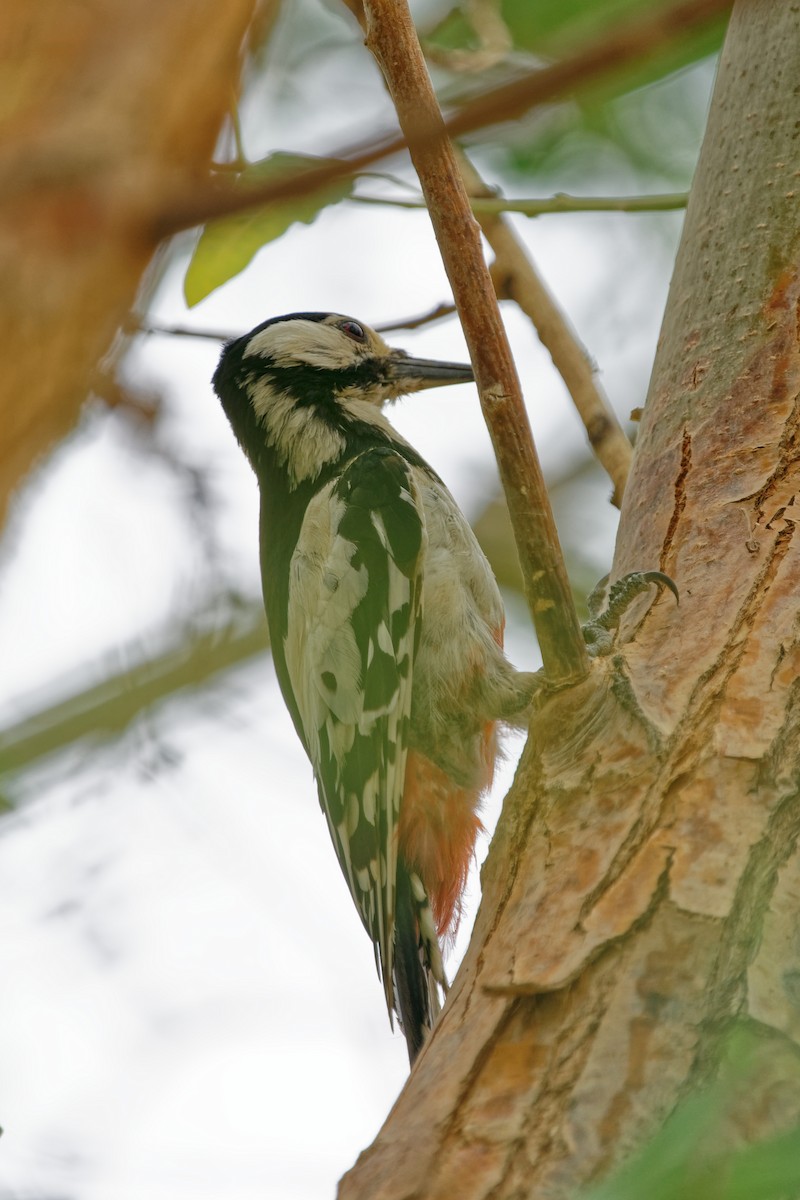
[
  {"left": 339, "top": 1, "right": 800, "bottom": 1195},
  {"left": 0, "top": 0, "right": 257, "bottom": 526}
]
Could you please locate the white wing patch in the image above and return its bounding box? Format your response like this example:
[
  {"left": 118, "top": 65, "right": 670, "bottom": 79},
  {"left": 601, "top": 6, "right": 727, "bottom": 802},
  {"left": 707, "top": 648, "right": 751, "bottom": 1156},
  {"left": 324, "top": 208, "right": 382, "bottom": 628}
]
[
  {"left": 284, "top": 488, "right": 367, "bottom": 744},
  {"left": 283, "top": 449, "right": 426, "bottom": 1015}
]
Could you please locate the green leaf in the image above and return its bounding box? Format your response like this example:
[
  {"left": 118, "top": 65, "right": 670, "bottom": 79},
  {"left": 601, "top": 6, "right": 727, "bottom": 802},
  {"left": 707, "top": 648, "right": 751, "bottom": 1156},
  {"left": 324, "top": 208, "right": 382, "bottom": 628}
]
[
  {"left": 501, "top": 0, "right": 726, "bottom": 79},
  {"left": 580, "top": 1091, "right": 722, "bottom": 1200},
  {"left": 183, "top": 153, "right": 353, "bottom": 307},
  {"left": 429, "top": 0, "right": 726, "bottom": 97},
  {"left": 718, "top": 1127, "right": 800, "bottom": 1200},
  {"left": 503, "top": 0, "right": 673, "bottom": 55},
  {"left": 582, "top": 1113, "right": 800, "bottom": 1200},
  {"left": 424, "top": 6, "right": 477, "bottom": 52},
  {"left": 427, "top": 0, "right": 724, "bottom": 186},
  {"left": 580, "top": 1033, "right": 800, "bottom": 1200}
]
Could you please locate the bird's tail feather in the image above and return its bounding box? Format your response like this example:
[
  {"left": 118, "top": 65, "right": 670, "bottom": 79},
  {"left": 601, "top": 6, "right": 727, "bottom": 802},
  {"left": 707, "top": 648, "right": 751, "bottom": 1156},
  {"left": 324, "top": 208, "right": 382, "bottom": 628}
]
[{"left": 394, "top": 867, "right": 446, "bottom": 1065}]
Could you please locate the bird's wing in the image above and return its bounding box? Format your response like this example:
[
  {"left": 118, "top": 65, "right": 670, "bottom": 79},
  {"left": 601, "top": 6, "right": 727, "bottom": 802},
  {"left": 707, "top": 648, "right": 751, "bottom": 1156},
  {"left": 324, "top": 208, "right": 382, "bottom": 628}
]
[{"left": 283, "top": 446, "right": 426, "bottom": 1012}]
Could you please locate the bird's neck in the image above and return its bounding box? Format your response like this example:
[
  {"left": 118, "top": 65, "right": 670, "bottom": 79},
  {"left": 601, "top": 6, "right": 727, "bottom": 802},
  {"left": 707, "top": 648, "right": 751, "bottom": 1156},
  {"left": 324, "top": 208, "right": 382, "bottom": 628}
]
[{"left": 246, "top": 376, "right": 416, "bottom": 490}]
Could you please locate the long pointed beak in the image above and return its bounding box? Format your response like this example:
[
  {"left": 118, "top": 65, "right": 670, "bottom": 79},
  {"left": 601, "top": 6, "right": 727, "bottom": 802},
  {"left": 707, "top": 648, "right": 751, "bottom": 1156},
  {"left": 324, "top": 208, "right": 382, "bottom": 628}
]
[{"left": 387, "top": 351, "right": 474, "bottom": 392}]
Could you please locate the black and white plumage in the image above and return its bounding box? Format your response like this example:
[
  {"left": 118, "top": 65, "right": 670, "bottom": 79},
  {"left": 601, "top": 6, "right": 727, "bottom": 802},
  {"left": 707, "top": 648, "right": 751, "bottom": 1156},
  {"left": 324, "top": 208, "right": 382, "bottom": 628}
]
[{"left": 213, "top": 312, "right": 535, "bottom": 1063}]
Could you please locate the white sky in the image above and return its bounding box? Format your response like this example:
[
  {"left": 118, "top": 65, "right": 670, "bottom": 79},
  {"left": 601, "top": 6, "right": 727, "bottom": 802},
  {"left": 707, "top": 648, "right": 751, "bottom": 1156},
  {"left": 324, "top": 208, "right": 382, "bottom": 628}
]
[{"left": 0, "top": 3, "right": 706, "bottom": 1197}]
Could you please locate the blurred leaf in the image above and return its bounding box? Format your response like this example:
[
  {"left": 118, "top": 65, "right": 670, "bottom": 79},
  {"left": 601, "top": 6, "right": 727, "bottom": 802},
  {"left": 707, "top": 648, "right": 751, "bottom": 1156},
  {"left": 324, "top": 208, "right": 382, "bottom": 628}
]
[
  {"left": 580, "top": 1032, "right": 800, "bottom": 1200},
  {"left": 431, "top": 0, "right": 723, "bottom": 184},
  {"left": 475, "top": 55, "right": 713, "bottom": 187},
  {"left": 580, "top": 1091, "right": 721, "bottom": 1200},
  {"left": 502, "top": 0, "right": 725, "bottom": 92},
  {"left": 425, "top": 6, "right": 476, "bottom": 51},
  {"left": 583, "top": 1110, "right": 800, "bottom": 1200},
  {"left": 429, "top": 0, "right": 725, "bottom": 95},
  {"left": 184, "top": 152, "right": 354, "bottom": 306},
  {"left": 717, "top": 1127, "right": 800, "bottom": 1200},
  {"left": 507, "top": 0, "right": 649, "bottom": 47}
]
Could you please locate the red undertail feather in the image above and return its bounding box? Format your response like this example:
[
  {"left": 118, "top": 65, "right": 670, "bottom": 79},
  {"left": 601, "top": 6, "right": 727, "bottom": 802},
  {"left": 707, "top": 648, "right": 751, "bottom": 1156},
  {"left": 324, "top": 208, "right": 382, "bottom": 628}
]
[
  {"left": 399, "top": 622, "right": 506, "bottom": 938},
  {"left": 400, "top": 735, "right": 494, "bottom": 938}
]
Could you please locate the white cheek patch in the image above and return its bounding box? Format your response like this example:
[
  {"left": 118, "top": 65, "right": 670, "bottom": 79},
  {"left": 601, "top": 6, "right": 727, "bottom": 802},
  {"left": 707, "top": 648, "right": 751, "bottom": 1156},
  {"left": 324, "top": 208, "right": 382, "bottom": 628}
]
[
  {"left": 247, "top": 378, "right": 346, "bottom": 488},
  {"left": 285, "top": 489, "right": 368, "bottom": 735}
]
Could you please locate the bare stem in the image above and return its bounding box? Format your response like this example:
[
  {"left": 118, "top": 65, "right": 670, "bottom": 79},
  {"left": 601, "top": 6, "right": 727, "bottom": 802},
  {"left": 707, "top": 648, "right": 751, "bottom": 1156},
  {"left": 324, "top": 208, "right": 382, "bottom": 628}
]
[
  {"left": 128, "top": 305, "right": 459, "bottom": 343},
  {"left": 353, "top": 191, "right": 689, "bottom": 216},
  {"left": 456, "top": 150, "right": 633, "bottom": 506},
  {"left": 360, "top": 0, "right": 589, "bottom": 686},
  {"left": 375, "top": 303, "right": 457, "bottom": 332},
  {"left": 126, "top": 316, "right": 239, "bottom": 341}
]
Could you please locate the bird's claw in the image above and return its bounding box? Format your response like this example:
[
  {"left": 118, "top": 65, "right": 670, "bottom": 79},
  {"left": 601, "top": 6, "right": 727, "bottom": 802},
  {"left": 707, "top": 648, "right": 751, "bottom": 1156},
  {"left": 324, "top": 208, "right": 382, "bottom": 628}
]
[
  {"left": 635, "top": 569, "right": 680, "bottom": 605},
  {"left": 582, "top": 569, "right": 679, "bottom": 658}
]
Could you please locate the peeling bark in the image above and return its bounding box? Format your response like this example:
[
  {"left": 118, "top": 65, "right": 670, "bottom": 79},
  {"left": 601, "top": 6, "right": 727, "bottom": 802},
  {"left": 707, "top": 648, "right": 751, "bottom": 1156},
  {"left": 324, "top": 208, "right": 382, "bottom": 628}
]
[{"left": 339, "top": 2, "right": 800, "bottom": 1195}]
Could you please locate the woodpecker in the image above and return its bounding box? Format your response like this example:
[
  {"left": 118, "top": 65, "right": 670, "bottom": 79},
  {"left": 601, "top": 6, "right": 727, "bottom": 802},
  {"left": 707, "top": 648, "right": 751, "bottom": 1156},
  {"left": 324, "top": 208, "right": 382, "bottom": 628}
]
[{"left": 213, "top": 312, "right": 536, "bottom": 1062}]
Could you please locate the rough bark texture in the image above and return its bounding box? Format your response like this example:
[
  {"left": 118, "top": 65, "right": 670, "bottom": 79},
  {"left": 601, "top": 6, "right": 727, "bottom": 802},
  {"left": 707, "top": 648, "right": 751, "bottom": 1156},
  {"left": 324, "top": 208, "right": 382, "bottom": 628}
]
[
  {"left": 339, "top": 2, "right": 800, "bottom": 1196},
  {"left": 0, "top": 0, "right": 256, "bottom": 526}
]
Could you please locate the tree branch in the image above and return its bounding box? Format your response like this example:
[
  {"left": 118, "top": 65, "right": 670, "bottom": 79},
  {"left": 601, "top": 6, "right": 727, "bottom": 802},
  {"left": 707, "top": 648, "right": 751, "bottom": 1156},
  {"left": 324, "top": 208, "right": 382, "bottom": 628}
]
[
  {"left": 360, "top": 0, "right": 589, "bottom": 685},
  {"left": 442, "top": 0, "right": 731, "bottom": 142},
  {"left": 375, "top": 303, "right": 458, "bottom": 332},
  {"left": 127, "top": 304, "right": 459, "bottom": 343},
  {"left": 152, "top": 0, "right": 731, "bottom": 237},
  {"left": 0, "top": 601, "right": 269, "bottom": 782},
  {"left": 456, "top": 150, "right": 633, "bottom": 506},
  {"left": 353, "top": 191, "right": 690, "bottom": 216},
  {"left": 126, "top": 316, "right": 240, "bottom": 342},
  {"left": 0, "top": 0, "right": 260, "bottom": 529}
]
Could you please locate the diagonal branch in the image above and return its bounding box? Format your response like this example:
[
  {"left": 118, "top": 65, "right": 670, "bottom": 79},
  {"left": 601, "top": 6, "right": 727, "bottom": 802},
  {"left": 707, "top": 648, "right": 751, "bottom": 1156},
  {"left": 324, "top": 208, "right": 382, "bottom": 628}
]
[
  {"left": 456, "top": 150, "right": 633, "bottom": 507},
  {"left": 441, "top": 0, "right": 730, "bottom": 142},
  {"left": 0, "top": 601, "right": 269, "bottom": 783},
  {"left": 127, "top": 303, "right": 460, "bottom": 344},
  {"left": 153, "top": 0, "right": 732, "bottom": 237},
  {"left": 359, "top": 0, "right": 588, "bottom": 685},
  {"left": 353, "top": 191, "right": 690, "bottom": 216}
]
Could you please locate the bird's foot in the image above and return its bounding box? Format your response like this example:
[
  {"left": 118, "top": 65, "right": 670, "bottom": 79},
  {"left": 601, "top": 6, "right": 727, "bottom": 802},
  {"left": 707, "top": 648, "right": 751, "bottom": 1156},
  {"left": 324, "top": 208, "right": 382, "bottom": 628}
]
[{"left": 583, "top": 570, "right": 678, "bottom": 658}]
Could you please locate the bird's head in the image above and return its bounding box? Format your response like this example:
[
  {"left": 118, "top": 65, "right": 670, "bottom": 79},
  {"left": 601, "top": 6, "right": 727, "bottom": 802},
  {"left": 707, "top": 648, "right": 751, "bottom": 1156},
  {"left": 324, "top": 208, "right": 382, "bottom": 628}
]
[{"left": 213, "top": 311, "right": 474, "bottom": 486}]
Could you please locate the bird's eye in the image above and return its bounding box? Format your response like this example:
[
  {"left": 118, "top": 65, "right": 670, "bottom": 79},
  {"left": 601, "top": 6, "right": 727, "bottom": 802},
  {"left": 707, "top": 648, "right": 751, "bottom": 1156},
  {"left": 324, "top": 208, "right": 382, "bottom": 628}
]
[{"left": 340, "top": 321, "right": 367, "bottom": 342}]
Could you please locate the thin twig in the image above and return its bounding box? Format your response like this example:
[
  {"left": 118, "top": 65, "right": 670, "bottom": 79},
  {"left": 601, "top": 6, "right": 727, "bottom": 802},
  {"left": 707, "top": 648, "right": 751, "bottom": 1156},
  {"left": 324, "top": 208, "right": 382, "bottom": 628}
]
[
  {"left": 456, "top": 150, "right": 633, "bottom": 506},
  {"left": 375, "top": 303, "right": 457, "bottom": 332},
  {"left": 353, "top": 191, "right": 690, "bottom": 216},
  {"left": 127, "top": 316, "right": 239, "bottom": 341},
  {"left": 151, "top": 0, "right": 731, "bottom": 237},
  {"left": 126, "top": 305, "right": 459, "bottom": 343},
  {"left": 360, "top": 0, "right": 589, "bottom": 686}
]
